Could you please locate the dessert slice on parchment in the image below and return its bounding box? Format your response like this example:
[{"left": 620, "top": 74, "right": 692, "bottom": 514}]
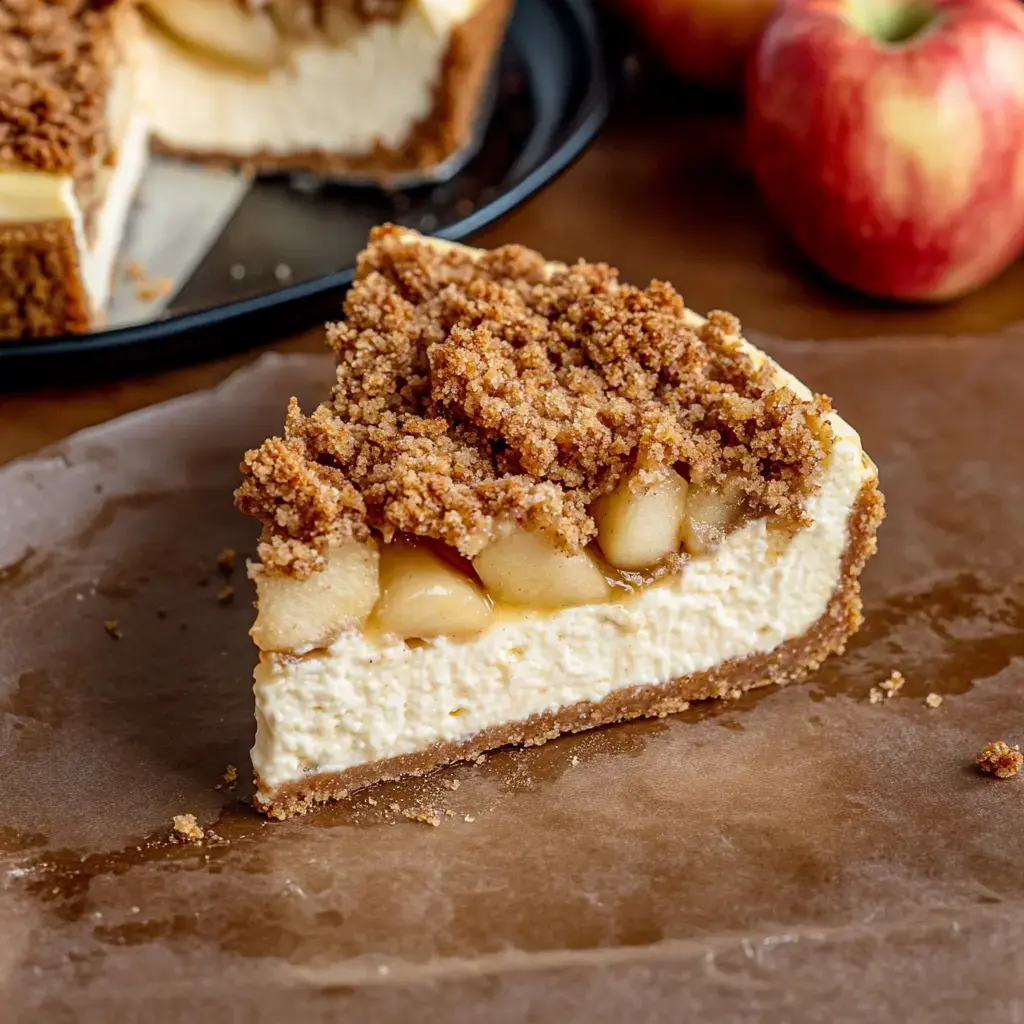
[
  {"left": 0, "top": 0, "right": 147, "bottom": 340},
  {"left": 236, "top": 225, "right": 884, "bottom": 819}
]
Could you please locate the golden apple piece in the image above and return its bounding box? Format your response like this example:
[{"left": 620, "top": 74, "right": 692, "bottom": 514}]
[
  {"left": 143, "top": 0, "right": 282, "bottom": 70},
  {"left": 372, "top": 540, "right": 493, "bottom": 641},
  {"left": 473, "top": 528, "right": 610, "bottom": 609},
  {"left": 592, "top": 466, "right": 689, "bottom": 571},
  {"left": 251, "top": 540, "right": 380, "bottom": 653},
  {"left": 681, "top": 477, "right": 746, "bottom": 556}
]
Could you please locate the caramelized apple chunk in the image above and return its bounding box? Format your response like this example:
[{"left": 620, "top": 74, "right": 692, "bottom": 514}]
[
  {"left": 681, "top": 477, "right": 746, "bottom": 556},
  {"left": 251, "top": 540, "right": 380, "bottom": 653},
  {"left": 592, "top": 466, "right": 689, "bottom": 571},
  {"left": 143, "top": 0, "right": 282, "bottom": 70},
  {"left": 372, "top": 540, "right": 493, "bottom": 641},
  {"left": 473, "top": 528, "right": 610, "bottom": 609}
]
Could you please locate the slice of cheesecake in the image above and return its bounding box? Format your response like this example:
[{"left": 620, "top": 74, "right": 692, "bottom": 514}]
[
  {"left": 0, "top": 0, "right": 148, "bottom": 340},
  {"left": 237, "top": 225, "right": 884, "bottom": 819},
  {"left": 138, "top": 0, "right": 511, "bottom": 181}
]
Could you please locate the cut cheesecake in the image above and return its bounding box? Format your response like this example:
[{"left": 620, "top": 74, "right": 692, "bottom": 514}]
[
  {"left": 0, "top": 0, "right": 510, "bottom": 341},
  {"left": 0, "top": 0, "right": 148, "bottom": 339},
  {"left": 139, "top": 0, "right": 510, "bottom": 179},
  {"left": 236, "top": 226, "right": 885, "bottom": 819}
]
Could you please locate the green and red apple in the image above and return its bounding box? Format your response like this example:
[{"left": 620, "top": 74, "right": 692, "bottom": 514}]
[
  {"left": 617, "top": 0, "right": 778, "bottom": 89},
  {"left": 747, "top": 0, "right": 1024, "bottom": 301}
]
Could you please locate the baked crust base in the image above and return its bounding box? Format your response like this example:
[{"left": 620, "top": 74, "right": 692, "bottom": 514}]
[
  {"left": 0, "top": 220, "right": 91, "bottom": 341},
  {"left": 254, "top": 475, "right": 885, "bottom": 819},
  {"left": 150, "top": 0, "right": 512, "bottom": 181}
]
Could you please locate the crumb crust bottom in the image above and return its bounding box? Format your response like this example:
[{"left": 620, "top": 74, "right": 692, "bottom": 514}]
[
  {"left": 254, "top": 476, "right": 884, "bottom": 819},
  {"left": 150, "top": 0, "right": 511, "bottom": 180}
]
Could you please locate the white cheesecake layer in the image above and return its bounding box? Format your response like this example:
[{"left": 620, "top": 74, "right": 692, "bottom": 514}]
[
  {"left": 141, "top": 7, "right": 449, "bottom": 159},
  {"left": 252, "top": 408, "right": 873, "bottom": 791}
]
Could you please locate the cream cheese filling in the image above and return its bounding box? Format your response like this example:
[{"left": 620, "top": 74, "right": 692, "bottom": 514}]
[
  {"left": 252, "top": 417, "right": 873, "bottom": 791},
  {"left": 140, "top": 6, "right": 450, "bottom": 159}
]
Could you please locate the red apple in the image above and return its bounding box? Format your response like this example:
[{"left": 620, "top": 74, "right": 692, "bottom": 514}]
[
  {"left": 747, "top": 0, "right": 1024, "bottom": 301},
  {"left": 618, "top": 0, "right": 778, "bottom": 89}
]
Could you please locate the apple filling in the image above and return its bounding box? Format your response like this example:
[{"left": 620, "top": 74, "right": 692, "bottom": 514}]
[
  {"left": 251, "top": 467, "right": 755, "bottom": 654},
  {"left": 140, "top": 0, "right": 388, "bottom": 72}
]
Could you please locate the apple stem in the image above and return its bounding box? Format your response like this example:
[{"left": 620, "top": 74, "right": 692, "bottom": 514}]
[{"left": 848, "top": 0, "right": 937, "bottom": 45}]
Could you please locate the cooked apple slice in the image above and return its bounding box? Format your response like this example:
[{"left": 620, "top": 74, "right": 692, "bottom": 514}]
[
  {"left": 251, "top": 539, "right": 380, "bottom": 653},
  {"left": 473, "top": 527, "right": 610, "bottom": 609},
  {"left": 592, "top": 466, "right": 689, "bottom": 571},
  {"left": 143, "top": 0, "right": 282, "bottom": 70},
  {"left": 681, "top": 477, "right": 746, "bottom": 556},
  {"left": 372, "top": 540, "right": 493, "bottom": 640}
]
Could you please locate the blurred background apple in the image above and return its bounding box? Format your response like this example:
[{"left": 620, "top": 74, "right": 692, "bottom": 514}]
[
  {"left": 613, "top": 0, "right": 777, "bottom": 88},
  {"left": 746, "top": 0, "right": 1024, "bottom": 301}
]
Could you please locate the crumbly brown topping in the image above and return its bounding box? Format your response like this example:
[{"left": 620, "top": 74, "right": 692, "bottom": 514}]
[
  {"left": 0, "top": 0, "right": 124, "bottom": 177},
  {"left": 170, "top": 813, "right": 204, "bottom": 843},
  {"left": 237, "top": 226, "right": 832, "bottom": 576},
  {"left": 976, "top": 741, "right": 1023, "bottom": 779}
]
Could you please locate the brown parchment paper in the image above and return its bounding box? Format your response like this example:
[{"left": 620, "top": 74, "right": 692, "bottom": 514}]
[{"left": 3, "top": 333, "right": 1024, "bottom": 1022}]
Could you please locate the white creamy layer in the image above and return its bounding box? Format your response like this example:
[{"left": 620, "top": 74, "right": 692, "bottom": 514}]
[
  {"left": 253, "top": 418, "right": 872, "bottom": 791},
  {"left": 141, "top": 6, "right": 449, "bottom": 158}
]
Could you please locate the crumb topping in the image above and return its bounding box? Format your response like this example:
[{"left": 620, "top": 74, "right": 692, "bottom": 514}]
[
  {"left": 237, "top": 226, "right": 832, "bottom": 576},
  {"left": 171, "top": 813, "right": 204, "bottom": 843},
  {"left": 0, "top": 0, "right": 124, "bottom": 177},
  {"left": 976, "top": 741, "right": 1023, "bottom": 779}
]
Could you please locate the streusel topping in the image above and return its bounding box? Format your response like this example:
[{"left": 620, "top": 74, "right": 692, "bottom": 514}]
[
  {"left": 0, "top": 0, "right": 121, "bottom": 176},
  {"left": 237, "top": 226, "right": 832, "bottom": 576}
]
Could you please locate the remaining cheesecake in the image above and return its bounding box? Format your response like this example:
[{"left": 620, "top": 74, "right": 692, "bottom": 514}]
[
  {"left": 0, "top": 0, "right": 510, "bottom": 341},
  {"left": 0, "top": 0, "right": 148, "bottom": 339},
  {"left": 138, "top": 0, "right": 510, "bottom": 179},
  {"left": 236, "top": 225, "right": 884, "bottom": 819}
]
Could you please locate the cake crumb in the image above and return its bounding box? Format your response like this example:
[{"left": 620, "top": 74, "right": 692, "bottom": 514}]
[
  {"left": 925, "top": 693, "right": 943, "bottom": 709},
  {"left": 135, "top": 276, "right": 174, "bottom": 303},
  {"left": 389, "top": 802, "right": 401, "bottom": 812},
  {"left": 977, "top": 741, "right": 1023, "bottom": 779},
  {"left": 442, "top": 778, "right": 460, "bottom": 791},
  {"left": 171, "top": 814, "right": 204, "bottom": 843},
  {"left": 216, "top": 585, "right": 235, "bottom": 606},
  {"left": 366, "top": 796, "right": 378, "bottom": 806},
  {"left": 728, "top": 688, "right": 742, "bottom": 700},
  {"left": 223, "top": 764, "right": 238, "bottom": 788},
  {"left": 403, "top": 807, "right": 441, "bottom": 827},
  {"left": 879, "top": 670, "right": 905, "bottom": 698},
  {"left": 464, "top": 815, "right": 475, "bottom": 823},
  {"left": 217, "top": 548, "right": 237, "bottom": 576},
  {"left": 869, "top": 687, "right": 884, "bottom": 704},
  {"left": 474, "top": 754, "right": 486, "bottom": 765},
  {"left": 571, "top": 755, "right": 580, "bottom": 766},
  {"left": 444, "top": 809, "right": 454, "bottom": 817},
  {"left": 124, "top": 259, "right": 146, "bottom": 282},
  {"left": 230, "top": 264, "right": 247, "bottom": 281},
  {"left": 104, "top": 620, "right": 122, "bottom": 640}
]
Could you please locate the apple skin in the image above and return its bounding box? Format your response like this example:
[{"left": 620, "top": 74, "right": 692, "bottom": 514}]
[
  {"left": 747, "top": 0, "right": 1024, "bottom": 301},
  {"left": 618, "top": 0, "right": 778, "bottom": 89}
]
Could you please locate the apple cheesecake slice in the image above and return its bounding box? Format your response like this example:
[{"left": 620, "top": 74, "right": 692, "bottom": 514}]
[
  {"left": 0, "top": 0, "right": 148, "bottom": 340},
  {"left": 237, "top": 225, "right": 884, "bottom": 819}
]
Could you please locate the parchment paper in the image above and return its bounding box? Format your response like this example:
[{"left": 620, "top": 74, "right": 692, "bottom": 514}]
[{"left": 3, "top": 333, "right": 1024, "bottom": 1022}]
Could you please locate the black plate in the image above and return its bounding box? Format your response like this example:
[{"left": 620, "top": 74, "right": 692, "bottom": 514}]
[{"left": 0, "top": 0, "right": 609, "bottom": 388}]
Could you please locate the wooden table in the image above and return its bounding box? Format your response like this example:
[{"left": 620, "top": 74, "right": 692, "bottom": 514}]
[{"left": 4, "top": 85, "right": 1023, "bottom": 465}]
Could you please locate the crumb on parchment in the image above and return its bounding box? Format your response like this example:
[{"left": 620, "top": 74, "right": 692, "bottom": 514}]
[
  {"left": 104, "top": 619, "right": 122, "bottom": 640},
  {"left": 171, "top": 814, "right": 204, "bottom": 843},
  {"left": 403, "top": 807, "right": 441, "bottom": 827},
  {"left": 880, "top": 670, "right": 904, "bottom": 697},
  {"left": 216, "top": 585, "right": 234, "bottom": 605},
  {"left": 976, "top": 741, "right": 1023, "bottom": 779},
  {"left": 925, "top": 693, "right": 943, "bottom": 709},
  {"left": 217, "top": 548, "right": 237, "bottom": 576}
]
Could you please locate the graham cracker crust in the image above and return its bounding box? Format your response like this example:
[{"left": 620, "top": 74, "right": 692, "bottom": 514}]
[
  {"left": 254, "top": 475, "right": 885, "bottom": 819},
  {"left": 0, "top": 220, "right": 91, "bottom": 341},
  {"left": 151, "top": 0, "right": 512, "bottom": 180}
]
